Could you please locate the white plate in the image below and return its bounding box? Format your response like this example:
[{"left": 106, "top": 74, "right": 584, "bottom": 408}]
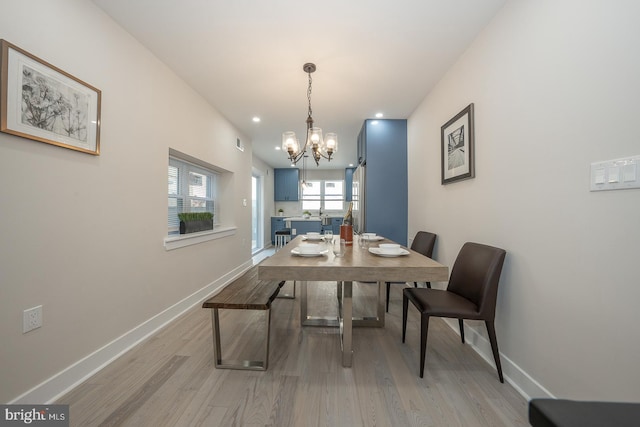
[
  {"left": 361, "top": 235, "right": 384, "bottom": 241},
  {"left": 368, "top": 247, "right": 410, "bottom": 257},
  {"left": 302, "top": 234, "right": 324, "bottom": 241},
  {"left": 291, "top": 248, "right": 329, "bottom": 257}
]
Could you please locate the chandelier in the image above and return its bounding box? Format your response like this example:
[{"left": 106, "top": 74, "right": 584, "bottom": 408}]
[{"left": 282, "top": 63, "right": 338, "bottom": 166}]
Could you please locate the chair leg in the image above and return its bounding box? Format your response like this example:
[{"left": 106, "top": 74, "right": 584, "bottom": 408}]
[
  {"left": 426, "top": 282, "right": 431, "bottom": 289},
  {"left": 419, "top": 314, "right": 430, "bottom": 378},
  {"left": 458, "top": 318, "right": 465, "bottom": 343},
  {"left": 386, "top": 282, "right": 390, "bottom": 312},
  {"left": 485, "top": 320, "right": 504, "bottom": 383},
  {"left": 402, "top": 293, "right": 409, "bottom": 343},
  {"left": 414, "top": 282, "right": 418, "bottom": 287}
]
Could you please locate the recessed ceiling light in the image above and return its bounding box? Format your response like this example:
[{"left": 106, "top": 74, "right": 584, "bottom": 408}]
[
  {"left": 252, "top": 116, "right": 261, "bottom": 123},
  {"left": 275, "top": 146, "right": 281, "bottom": 150},
  {"left": 375, "top": 113, "right": 383, "bottom": 118},
  {"left": 349, "top": 163, "right": 354, "bottom": 167}
]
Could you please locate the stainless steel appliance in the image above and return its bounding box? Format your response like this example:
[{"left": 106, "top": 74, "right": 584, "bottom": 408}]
[{"left": 352, "top": 165, "right": 365, "bottom": 234}]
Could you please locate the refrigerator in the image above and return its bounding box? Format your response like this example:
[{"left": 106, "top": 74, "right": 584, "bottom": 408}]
[
  {"left": 352, "top": 165, "right": 365, "bottom": 234},
  {"left": 352, "top": 163, "right": 408, "bottom": 246}
]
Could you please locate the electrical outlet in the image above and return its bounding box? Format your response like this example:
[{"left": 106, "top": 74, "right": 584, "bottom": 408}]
[{"left": 23, "top": 305, "right": 42, "bottom": 333}]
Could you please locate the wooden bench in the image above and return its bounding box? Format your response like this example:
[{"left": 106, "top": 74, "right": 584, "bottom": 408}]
[{"left": 202, "top": 266, "right": 285, "bottom": 370}]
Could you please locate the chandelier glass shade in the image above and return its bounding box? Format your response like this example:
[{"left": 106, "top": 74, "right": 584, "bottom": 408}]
[{"left": 282, "top": 63, "right": 337, "bottom": 166}]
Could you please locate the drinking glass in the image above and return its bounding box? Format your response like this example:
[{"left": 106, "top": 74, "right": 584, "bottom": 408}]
[
  {"left": 324, "top": 230, "right": 333, "bottom": 244},
  {"left": 358, "top": 233, "right": 369, "bottom": 250},
  {"left": 333, "top": 238, "right": 346, "bottom": 257}
]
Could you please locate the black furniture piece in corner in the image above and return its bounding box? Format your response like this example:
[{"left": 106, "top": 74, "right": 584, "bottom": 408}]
[
  {"left": 529, "top": 398, "right": 640, "bottom": 427},
  {"left": 402, "top": 242, "right": 506, "bottom": 381},
  {"left": 385, "top": 231, "right": 437, "bottom": 312}
]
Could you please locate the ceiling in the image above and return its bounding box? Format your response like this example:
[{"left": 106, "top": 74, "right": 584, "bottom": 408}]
[{"left": 92, "top": 0, "right": 507, "bottom": 170}]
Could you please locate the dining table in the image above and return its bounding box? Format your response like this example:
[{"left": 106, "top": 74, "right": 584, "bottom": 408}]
[{"left": 257, "top": 234, "right": 449, "bottom": 367}]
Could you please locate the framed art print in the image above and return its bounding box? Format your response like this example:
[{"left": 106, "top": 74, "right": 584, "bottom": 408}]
[
  {"left": 1, "top": 39, "right": 101, "bottom": 155},
  {"left": 441, "top": 103, "right": 474, "bottom": 184}
]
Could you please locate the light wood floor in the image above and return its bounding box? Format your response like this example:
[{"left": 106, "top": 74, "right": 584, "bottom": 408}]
[{"left": 57, "top": 281, "right": 529, "bottom": 426}]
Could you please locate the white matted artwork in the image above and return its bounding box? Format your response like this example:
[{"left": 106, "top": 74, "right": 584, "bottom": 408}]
[
  {"left": 1, "top": 39, "right": 101, "bottom": 155},
  {"left": 441, "top": 103, "right": 474, "bottom": 184}
]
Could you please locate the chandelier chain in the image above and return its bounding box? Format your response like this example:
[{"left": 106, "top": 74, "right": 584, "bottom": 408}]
[
  {"left": 307, "top": 71, "right": 313, "bottom": 119},
  {"left": 282, "top": 63, "right": 336, "bottom": 166}
]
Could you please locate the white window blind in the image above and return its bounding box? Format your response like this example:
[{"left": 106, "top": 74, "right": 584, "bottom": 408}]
[
  {"left": 168, "top": 156, "right": 217, "bottom": 234},
  {"left": 301, "top": 180, "right": 344, "bottom": 211}
]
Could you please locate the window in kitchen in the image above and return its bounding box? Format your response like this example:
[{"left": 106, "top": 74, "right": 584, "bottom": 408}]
[
  {"left": 168, "top": 155, "right": 218, "bottom": 234},
  {"left": 301, "top": 180, "right": 344, "bottom": 212}
]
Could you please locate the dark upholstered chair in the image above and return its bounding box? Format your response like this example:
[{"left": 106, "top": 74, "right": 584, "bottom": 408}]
[
  {"left": 402, "top": 242, "right": 506, "bottom": 381},
  {"left": 385, "top": 231, "right": 437, "bottom": 312}
]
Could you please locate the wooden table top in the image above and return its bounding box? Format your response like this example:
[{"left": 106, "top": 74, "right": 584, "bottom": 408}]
[{"left": 258, "top": 236, "right": 449, "bottom": 283}]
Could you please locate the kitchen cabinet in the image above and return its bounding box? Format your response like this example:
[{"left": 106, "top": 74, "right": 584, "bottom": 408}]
[
  {"left": 355, "top": 119, "right": 407, "bottom": 246},
  {"left": 357, "top": 126, "right": 367, "bottom": 165},
  {"left": 331, "top": 217, "right": 343, "bottom": 235},
  {"left": 270, "top": 217, "right": 287, "bottom": 244},
  {"left": 274, "top": 168, "right": 299, "bottom": 201},
  {"left": 290, "top": 220, "right": 321, "bottom": 236},
  {"left": 321, "top": 217, "right": 343, "bottom": 234}
]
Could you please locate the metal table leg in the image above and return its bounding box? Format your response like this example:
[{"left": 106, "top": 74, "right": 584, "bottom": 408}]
[
  {"left": 300, "top": 280, "right": 385, "bottom": 328},
  {"left": 339, "top": 280, "right": 353, "bottom": 367}
]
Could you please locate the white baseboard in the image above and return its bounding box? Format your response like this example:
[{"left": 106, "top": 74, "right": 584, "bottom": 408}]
[
  {"left": 10, "top": 260, "right": 254, "bottom": 404},
  {"left": 442, "top": 318, "right": 555, "bottom": 401}
]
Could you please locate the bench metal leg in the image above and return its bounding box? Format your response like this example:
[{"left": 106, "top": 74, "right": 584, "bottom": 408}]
[{"left": 210, "top": 308, "right": 271, "bottom": 371}]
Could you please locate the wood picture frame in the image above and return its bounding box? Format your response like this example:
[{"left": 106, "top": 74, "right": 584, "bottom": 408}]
[
  {"left": 0, "top": 39, "right": 101, "bottom": 155},
  {"left": 441, "top": 103, "right": 474, "bottom": 184}
]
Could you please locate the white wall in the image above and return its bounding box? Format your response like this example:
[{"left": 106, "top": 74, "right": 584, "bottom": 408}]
[
  {"left": 408, "top": 0, "right": 640, "bottom": 401},
  {"left": 0, "top": 0, "right": 253, "bottom": 403},
  {"left": 251, "top": 155, "right": 275, "bottom": 249}
]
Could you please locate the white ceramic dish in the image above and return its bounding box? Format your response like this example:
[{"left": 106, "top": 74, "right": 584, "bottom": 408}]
[
  {"left": 302, "top": 234, "right": 324, "bottom": 241},
  {"left": 361, "top": 235, "right": 384, "bottom": 241},
  {"left": 368, "top": 247, "right": 409, "bottom": 257},
  {"left": 298, "top": 243, "right": 320, "bottom": 252},
  {"left": 291, "top": 247, "right": 329, "bottom": 257},
  {"left": 378, "top": 243, "right": 401, "bottom": 253}
]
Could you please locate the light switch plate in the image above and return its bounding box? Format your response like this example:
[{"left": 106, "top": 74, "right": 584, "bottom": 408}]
[{"left": 590, "top": 155, "right": 640, "bottom": 191}]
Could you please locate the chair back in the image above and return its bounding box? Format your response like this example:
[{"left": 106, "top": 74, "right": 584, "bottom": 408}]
[
  {"left": 447, "top": 242, "right": 506, "bottom": 318},
  {"left": 410, "top": 231, "right": 437, "bottom": 258}
]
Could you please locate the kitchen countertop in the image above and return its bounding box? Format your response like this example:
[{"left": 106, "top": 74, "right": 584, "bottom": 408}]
[{"left": 283, "top": 216, "right": 322, "bottom": 221}]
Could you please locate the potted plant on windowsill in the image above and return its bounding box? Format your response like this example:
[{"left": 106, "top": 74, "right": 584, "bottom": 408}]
[
  {"left": 178, "top": 212, "right": 214, "bottom": 234},
  {"left": 278, "top": 208, "right": 284, "bottom": 217},
  {"left": 302, "top": 210, "right": 311, "bottom": 219}
]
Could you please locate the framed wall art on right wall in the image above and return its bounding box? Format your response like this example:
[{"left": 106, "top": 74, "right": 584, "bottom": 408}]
[{"left": 441, "top": 103, "right": 474, "bottom": 184}]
